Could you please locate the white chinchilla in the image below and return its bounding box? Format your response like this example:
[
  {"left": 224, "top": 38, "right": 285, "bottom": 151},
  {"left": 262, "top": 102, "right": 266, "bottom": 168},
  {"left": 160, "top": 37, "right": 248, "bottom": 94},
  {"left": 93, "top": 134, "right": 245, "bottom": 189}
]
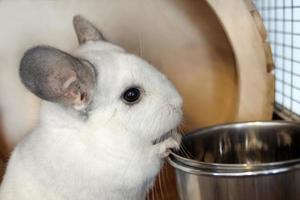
[{"left": 0, "top": 16, "right": 183, "bottom": 200}]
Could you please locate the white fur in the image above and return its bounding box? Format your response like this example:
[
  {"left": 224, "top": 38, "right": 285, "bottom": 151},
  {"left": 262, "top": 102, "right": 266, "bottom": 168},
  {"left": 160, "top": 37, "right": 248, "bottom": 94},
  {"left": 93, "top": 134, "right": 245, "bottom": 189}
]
[{"left": 0, "top": 38, "right": 183, "bottom": 199}]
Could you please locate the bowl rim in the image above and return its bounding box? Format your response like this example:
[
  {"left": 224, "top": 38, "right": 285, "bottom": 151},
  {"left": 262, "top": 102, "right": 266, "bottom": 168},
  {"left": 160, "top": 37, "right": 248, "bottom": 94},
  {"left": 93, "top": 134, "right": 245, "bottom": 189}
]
[
  {"left": 169, "top": 121, "right": 300, "bottom": 176},
  {"left": 168, "top": 155, "right": 300, "bottom": 176}
]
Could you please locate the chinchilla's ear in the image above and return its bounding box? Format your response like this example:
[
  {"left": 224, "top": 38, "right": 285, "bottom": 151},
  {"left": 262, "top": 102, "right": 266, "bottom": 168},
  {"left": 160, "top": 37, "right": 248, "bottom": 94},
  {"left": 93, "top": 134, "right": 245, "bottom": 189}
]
[
  {"left": 73, "top": 15, "right": 105, "bottom": 44},
  {"left": 19, "top": 46, "right": 96, "bottom": 110}
]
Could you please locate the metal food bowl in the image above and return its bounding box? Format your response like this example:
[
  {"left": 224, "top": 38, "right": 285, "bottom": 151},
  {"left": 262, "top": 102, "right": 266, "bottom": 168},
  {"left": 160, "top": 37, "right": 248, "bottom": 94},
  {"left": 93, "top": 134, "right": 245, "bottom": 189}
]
[{"left": 168, "top": 121, "right": 300, "bottom": 200}]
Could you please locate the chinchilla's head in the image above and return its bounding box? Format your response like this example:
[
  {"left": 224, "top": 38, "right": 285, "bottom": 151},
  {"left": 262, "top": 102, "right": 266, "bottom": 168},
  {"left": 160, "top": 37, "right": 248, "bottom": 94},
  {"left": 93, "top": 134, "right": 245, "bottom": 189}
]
[{"left": 19, "top": 15, "right": 182, "bottom": 144}]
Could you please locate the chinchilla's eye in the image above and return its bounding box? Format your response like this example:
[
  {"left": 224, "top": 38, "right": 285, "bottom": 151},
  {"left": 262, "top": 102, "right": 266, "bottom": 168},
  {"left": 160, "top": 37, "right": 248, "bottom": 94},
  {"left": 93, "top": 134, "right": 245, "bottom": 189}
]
[{"left": 122, "top": 87, "right": 142, "bottom": 104}]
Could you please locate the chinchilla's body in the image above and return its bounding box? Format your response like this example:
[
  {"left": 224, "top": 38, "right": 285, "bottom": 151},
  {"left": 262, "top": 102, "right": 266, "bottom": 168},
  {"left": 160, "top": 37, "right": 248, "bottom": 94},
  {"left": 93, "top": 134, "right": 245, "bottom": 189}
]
[{"left": 0, "top": 15, "right": 183, "bottom": 200}]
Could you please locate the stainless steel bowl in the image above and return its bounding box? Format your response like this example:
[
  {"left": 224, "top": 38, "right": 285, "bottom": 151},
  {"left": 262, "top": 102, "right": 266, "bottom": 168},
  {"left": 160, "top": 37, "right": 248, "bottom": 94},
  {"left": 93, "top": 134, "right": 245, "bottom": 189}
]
[{"left": 168, "top": 121, "right": 300, "bottom": 200}]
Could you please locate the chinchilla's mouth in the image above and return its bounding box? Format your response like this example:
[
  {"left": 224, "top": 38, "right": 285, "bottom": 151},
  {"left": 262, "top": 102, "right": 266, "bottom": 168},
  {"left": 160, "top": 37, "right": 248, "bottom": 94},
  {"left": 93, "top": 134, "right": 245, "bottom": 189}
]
[{"left": 152, "top": 130, "right": 175, "bottom": 145}]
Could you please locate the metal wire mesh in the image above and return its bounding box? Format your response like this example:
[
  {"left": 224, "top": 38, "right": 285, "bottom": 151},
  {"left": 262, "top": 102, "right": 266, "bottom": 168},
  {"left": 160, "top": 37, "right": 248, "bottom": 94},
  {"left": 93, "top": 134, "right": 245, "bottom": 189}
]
[{"left": 254, "top": 0, "right": 300, "bottom": 120}]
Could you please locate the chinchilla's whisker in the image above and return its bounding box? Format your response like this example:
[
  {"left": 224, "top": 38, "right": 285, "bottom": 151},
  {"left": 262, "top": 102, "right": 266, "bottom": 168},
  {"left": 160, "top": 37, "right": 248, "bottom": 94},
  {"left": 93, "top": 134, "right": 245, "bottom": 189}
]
[
  {"left": 182, "top": 146, "right": 191, "bottom": 158},
  {"left": 178, "top": 149, "right": 186, "bottom": 158},
  {"left": 179, "top": 145, "right": 189, "bottom": 158},
  {"left": 184, "top": 143, "right": 194, "bottom": 158},
  {"left": 180, "top": 143, "right": 193, "bottom": 159}
]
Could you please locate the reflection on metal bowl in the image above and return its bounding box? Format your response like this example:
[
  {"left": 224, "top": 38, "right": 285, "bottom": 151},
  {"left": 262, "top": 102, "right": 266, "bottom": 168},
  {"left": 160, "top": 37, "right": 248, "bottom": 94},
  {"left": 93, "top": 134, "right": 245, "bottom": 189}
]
[{"left": 168, "top": 121, "right": 300, "bottom": 200}]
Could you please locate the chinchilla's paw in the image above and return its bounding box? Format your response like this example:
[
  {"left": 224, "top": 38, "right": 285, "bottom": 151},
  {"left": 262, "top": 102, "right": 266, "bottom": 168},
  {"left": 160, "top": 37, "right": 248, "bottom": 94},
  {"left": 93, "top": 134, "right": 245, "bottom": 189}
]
[{"left": 158, "top": 132, "right": 181, "bottom": 158}]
